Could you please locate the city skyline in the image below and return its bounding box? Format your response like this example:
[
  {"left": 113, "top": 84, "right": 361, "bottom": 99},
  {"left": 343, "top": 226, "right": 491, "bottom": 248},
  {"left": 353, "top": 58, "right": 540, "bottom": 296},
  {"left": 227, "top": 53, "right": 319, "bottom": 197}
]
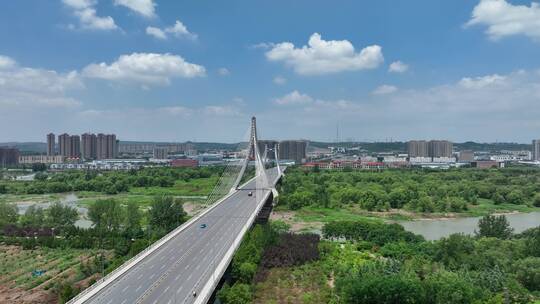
[{"left": 2, "top": 1, "right": 540, "bottom": 143}]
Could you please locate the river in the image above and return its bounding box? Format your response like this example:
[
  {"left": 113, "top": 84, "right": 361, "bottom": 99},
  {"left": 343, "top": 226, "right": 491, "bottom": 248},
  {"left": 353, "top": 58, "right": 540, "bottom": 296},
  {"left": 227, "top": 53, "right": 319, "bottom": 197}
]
[
  {"left": 399, "top": 212, "right": 540, "bottom": 240},
  {"left": 15, "top": 193, "right": 93, "bottom": 228}
]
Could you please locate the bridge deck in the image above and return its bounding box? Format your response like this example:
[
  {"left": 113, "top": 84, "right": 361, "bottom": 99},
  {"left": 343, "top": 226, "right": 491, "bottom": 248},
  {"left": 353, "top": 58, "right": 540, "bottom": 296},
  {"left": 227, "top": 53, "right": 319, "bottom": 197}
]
[{"left": 73, "top": 167, "right": 282, "bottom": 304}]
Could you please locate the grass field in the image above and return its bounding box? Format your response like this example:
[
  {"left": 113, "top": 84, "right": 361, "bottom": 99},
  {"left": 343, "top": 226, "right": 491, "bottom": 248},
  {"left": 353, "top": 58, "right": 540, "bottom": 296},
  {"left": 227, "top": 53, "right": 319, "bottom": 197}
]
[
  {"left": 0, "top": 245, "right": 105, "bottom": 304},
  {"left": 129, "top": 176, "right": 219, "bottom": 196}
]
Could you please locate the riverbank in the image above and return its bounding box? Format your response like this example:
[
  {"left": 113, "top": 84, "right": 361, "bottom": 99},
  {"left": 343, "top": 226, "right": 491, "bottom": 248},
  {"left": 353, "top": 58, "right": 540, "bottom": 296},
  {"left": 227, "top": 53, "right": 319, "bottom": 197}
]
[{"left": 271, "top": 203, "right": 540, "bottom": 235}]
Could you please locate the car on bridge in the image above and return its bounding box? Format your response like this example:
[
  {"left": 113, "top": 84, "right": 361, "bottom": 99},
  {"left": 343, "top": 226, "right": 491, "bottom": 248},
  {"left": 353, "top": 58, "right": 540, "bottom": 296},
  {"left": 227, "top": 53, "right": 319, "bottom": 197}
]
[
  {"left": 199, "top": 224, "right": 207, "bottom": 229},
  {"left": 248, "top": 191, "right": 253, "bottom": 196}
]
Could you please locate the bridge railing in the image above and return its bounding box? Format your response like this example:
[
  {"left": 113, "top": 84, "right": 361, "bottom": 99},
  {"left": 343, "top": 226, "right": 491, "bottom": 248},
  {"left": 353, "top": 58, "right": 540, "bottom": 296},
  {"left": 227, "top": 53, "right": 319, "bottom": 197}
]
[{"left": 66, "top": 174, "right": 261, "bottom": 304}]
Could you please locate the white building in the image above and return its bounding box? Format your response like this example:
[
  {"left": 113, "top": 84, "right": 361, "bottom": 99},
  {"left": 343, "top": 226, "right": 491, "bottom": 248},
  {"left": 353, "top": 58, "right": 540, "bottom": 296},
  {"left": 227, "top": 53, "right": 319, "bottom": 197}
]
[{"left": 19, "top": 155, "right": 65, "bottom": 164}]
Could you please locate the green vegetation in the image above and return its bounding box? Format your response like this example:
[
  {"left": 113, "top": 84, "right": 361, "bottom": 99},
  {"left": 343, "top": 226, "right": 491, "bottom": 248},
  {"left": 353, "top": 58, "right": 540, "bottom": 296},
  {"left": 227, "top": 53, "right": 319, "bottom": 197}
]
[
  {"left": 279, "top": 166, "right": 540, "bottom": 218},
  {"left": 233, "top": 216, "right": 540, "bottom": 304},
  {"left": 0, "top": 166, "right": 222, "bottom": 195},
  {"left": 0, "top": 195, "right": 188, "bottom": 302},
  {"left": 0, "top": 245, "right": 102, "bottom": 302}
]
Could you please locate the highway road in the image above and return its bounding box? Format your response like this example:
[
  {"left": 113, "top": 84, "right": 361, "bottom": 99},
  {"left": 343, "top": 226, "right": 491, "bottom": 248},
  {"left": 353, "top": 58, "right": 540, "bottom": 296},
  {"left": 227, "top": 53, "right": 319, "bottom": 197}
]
[{"left": 81, "top": 167, "right": 282, "bottom": 304}]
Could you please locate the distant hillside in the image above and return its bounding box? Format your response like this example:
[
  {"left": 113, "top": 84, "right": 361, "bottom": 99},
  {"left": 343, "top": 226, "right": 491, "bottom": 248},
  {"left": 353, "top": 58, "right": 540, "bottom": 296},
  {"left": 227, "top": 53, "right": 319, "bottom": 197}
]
[{"left": 0, "top": 142, "right": 46, "bottom": 153}]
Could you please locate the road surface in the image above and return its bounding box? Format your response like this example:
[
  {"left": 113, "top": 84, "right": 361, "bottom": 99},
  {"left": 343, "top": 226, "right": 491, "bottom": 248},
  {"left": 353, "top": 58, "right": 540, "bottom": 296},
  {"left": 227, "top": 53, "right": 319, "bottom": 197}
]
[{"left": 81, "top": 167, "right": 281, "bottom": 304}]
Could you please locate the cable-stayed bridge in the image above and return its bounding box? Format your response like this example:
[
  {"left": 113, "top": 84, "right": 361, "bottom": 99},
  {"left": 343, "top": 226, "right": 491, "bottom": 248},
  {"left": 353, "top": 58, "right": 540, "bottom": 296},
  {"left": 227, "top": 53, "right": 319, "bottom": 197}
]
[{"left": 68, "top": 117, "right": 284, "bottom": 304}]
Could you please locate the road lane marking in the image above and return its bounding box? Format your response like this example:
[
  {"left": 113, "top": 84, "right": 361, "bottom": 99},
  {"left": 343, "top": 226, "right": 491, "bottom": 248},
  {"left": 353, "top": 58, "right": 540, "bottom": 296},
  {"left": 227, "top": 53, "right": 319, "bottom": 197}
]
[
  {"left": 122, "top": 285, "right": 129, "bottom": 293},
  {"left": 136, "top": 285, "right": 142, "bottom": 292}
]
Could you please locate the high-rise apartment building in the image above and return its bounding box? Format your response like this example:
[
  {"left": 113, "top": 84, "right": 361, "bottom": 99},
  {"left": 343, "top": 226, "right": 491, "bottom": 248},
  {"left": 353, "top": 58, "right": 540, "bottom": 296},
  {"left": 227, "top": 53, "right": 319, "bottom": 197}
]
[
  {"left": 533, "top": 140, "right": 540, "bottom": 161},
  {"left": 408, "top": 140, "right": 453, "bottom": 158},
  {"left": 81, "top": 133, "right": 97, "bottom": 160},
  {"left": 279, "top": 140, "right": 308, "bottom": 164},
  {"left": 96, "top": 133, "right": 106, "bottom": 159},
  {"left": 96, "top": 133, "right": 118, "bottom": 159},
  {"left": 59, "top": 133, "right": 71, "bottom": 158},
  {"left": 106, "top": 134, "right": 116, "bottom": 159},
  {"left": 70, "top": 135, "right": 80, "bottom": 158},
  {"left": 429, "top": 140, "right": 453, "bottom": 158},
  {"left": 407, "top": 140, "right": 429, "bottom": 157},
  {"left": 0, "top": 147, "right": 20, "bottom": 166},
  {"left": 47, "top": 133, "right": 55, "bottom": 156}
]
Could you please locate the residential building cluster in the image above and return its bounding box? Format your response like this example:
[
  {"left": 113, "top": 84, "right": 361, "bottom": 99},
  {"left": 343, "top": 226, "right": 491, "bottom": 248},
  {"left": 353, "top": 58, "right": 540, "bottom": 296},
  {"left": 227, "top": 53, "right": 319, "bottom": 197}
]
[
  {"left": 50, "top": 133, "right": 118, "bottom": 160},
  {"left": 407, "top": 140, "right": 453, "bottom": 158},
  {"left": 120, "top": 142, "right": 196, "bottom": 157}
]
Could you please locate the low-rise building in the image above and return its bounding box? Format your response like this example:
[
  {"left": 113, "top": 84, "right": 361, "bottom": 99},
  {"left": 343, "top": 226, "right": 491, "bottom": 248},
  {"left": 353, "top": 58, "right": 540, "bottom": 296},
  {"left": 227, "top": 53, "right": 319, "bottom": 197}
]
[
  {"left": 471, "top": 160, "right": 504, "bottom": 169},
  {"left": 458, "top": 150, "right": 474, "bottom": 162},
  {"left": 19, "top": 155, "right": 64, "bottom": 164},
  {"left": 171, "top": 159, "right": 199, "bottom": 168}
]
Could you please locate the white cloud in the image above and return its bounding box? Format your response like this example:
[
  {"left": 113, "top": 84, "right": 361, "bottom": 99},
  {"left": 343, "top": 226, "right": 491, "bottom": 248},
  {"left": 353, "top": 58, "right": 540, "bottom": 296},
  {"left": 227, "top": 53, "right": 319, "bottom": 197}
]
[
  {"left": 146, "top": 26, "right": 166, "bottom": 39},
  {"left": 273, "top": 76, "right": 286, "bottom": 85},
  {"left": 145, "top": 20, "right": 197, "bottom": 40},
  {"left": 265, "top": 33, "right": 384, "bottom": 75},
  {"left": 0, "top": 55, "right": 83, "bottom": 108},
  {"left": 467, "top": 0, "right": 540, "bottom": 40},
  {"left": 218, "top": 68, "right": 230, "bottom": 76},
  {"left": 82, "top": 52, "right": 206, "bottom": 86},
  {"left": 114, "top": 0, "right": 156, "bottom": 18},
  {"left": 62, "top": 0, "right": 118, "bottom": 31},
  {"left": 458, "top": 74, "right": 507, "bottom": 89},
  {"left": 273, "top": 90, "right": 314, "bottom": 105},
  {"left": 261, "top": 69, "right": 540, "bottom": 142},
  {"left": 0, "top": 55, "right": 16, "bottom": 69},
  {"left": 388, "top": 61, "right": 409, "bottom": 73},
  {"left": 164, "top": 20, "right": 197, "bottom": 39},
  {"left": 372, "top": 84, "right": 398, "bottom": 95}
]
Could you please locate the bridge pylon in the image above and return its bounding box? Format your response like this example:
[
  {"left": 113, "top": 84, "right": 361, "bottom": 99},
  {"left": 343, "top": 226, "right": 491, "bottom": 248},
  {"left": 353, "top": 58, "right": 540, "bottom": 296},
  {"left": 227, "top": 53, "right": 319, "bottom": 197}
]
[{"left": 231, "top": 116, "right": 270, "bottom": 192}]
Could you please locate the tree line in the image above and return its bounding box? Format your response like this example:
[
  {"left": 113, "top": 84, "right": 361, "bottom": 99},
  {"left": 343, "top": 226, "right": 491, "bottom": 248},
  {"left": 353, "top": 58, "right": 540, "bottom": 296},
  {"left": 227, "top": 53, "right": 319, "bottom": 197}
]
[
  {"left": 0, "top": 166, "right": 221, "bottom": 195},
  {"left": 279, "top": 166, "right": 540, "bottom": 212}
]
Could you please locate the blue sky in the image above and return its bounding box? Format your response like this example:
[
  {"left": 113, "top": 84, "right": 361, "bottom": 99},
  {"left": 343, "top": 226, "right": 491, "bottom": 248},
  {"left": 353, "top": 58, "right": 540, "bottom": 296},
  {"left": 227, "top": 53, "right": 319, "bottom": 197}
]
[{"left": 1, "top": 0, "right": 540, "bottom": 143}]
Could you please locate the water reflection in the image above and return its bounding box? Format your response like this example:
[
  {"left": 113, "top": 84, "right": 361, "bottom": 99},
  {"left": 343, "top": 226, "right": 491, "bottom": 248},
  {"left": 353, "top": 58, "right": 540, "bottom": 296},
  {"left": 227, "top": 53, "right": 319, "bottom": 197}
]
[{"left": 399, "top": 212, "right": 540, "bottom": 240}]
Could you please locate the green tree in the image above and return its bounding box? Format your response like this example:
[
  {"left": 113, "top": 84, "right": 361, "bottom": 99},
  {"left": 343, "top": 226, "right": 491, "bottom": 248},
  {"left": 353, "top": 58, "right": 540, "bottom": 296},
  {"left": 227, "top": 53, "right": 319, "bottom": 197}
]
[
  {"left": 476, "top": 215, "right": 513, "bottom": 239},
  {"left": 124, "top": 202, "right": 142, "bottom": 237},
  {"left": 424, "top": 270, "right": 480, "bottom": 304},
  {"left": 21, "top": 205, "right": 45, "bottom": 227},
  {"left": 217, "top": 282, "right": 252, "bottom": 304},
  {"left": 513, "top": 257, "right": 540, "bottom": 291},
  {"left": 88, "top": 199, "right": 124, "bottom": 232},
  {"left": 45, "top": 202, "right": 78, "bottom": 230},
  {"left": 533, "top": 193, "right": 540, "bottom": 207},
  {"left": 337, "top": 272, "right": 426, "bottom": 304},
  {"left": 435, "top": 234, "right": 475, "bottom": 269},
  {"left": 148, "top": 196, "right": 187, "bottom": 234},
  {"left": 0, "top": 202, "right": 18, "bottom": 227}
]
